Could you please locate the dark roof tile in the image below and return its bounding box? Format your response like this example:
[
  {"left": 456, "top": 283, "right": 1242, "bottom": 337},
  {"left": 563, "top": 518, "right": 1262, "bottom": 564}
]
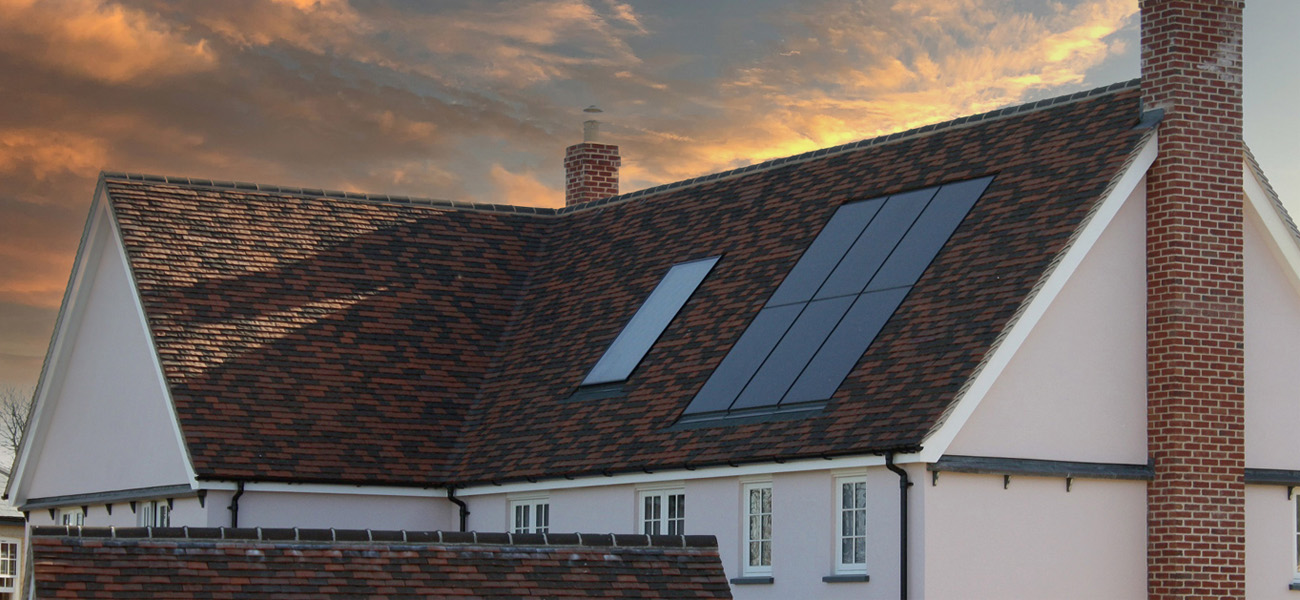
[
  {"left": 101, "top": 82, "right": 1149, "bottom": 487},
  {"left": 32, "top": 529, "right": 730, "bottom": 599}
]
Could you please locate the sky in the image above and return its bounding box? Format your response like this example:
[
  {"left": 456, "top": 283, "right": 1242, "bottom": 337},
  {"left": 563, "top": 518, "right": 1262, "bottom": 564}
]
[{"left": 0, "top": 0, "right": 1297, "bottom": 391}]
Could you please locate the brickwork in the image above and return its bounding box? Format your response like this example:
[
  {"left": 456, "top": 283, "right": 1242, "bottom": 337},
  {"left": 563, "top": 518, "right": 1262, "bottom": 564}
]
[
  {"left": 565, "top": 142, "right": 620, "bottom": 206},
  {"left": 1141, "top": 1, "right": 1246, "bottom": 598}
]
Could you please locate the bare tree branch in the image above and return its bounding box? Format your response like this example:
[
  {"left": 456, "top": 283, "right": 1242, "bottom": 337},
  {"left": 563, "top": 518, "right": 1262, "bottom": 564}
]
[{"left": 0, "top": 386, "right": 33, "bottom": 458}]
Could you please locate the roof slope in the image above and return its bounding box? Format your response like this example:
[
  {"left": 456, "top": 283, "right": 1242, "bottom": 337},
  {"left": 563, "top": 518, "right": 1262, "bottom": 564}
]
[
  {"left": 108, "top": 180, "right": 550, "bottom": 483},
  {"left": 31, "top": 527, "right": 732, "bottom": 599},
  {"left": 102, "top": 81, "right": 1150, "bottom": 486}
]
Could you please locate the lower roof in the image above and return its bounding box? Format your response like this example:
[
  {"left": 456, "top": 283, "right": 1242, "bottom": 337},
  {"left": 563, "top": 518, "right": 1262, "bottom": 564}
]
[{"left": 31, "top": 527, "right": 730, "bottom": 599}]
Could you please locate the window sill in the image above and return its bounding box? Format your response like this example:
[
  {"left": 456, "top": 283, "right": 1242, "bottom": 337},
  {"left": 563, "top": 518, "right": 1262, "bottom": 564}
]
[
  {"left": 823, "top": 574, "right": 870, "bottom": 583},
  {"left": 1289, "top": 581, "right": 1300, "bottom": 591},
  {"left": 729, "top": 576, "right": 774, "bottom": 585}
]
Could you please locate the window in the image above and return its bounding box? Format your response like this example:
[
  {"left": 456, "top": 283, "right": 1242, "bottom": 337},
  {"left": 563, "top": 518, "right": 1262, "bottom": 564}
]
[
  {"left": 509, "top": 497, "right": 549, "bottom": 534},
  {"left": 639, "top": 488, "right": 685, "bottom": 535},
  {"left": 0, "top": 538, "right": 17, "bottom": 598},
  {"left": 138, "top": 500, "right": 171, "bottom": 527},
  {"left": 56, "top": 507, "right": 84, "bottom": 526},
  {"left": 1294, "top": 493, "right": 1299, "bottom": 581},
  {"left": 583, "top": 257, "right": 720, "bottom": 385},
  {"left": 743, "top": 482, "right": 772, "bottom": 576},
  {"left": 836, "top": 475, "right": 868, "bottom": 574}
]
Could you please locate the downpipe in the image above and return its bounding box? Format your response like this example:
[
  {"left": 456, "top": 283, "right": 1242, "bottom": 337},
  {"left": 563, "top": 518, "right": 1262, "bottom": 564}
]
[
  {"left": 885, "top": 452, "right": 912, "bottom": 600},
  {"left": 446, "top": 486, "right": 469, "bottom": 532}
]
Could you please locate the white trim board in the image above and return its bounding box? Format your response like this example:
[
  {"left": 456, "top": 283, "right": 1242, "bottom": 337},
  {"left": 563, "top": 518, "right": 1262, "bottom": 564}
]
[
  {"left": 8, "top": 183, "right": 111, "bottom": 504},
  {"left": 917, "top": 132, "right": 1158, "bottom": 464}
]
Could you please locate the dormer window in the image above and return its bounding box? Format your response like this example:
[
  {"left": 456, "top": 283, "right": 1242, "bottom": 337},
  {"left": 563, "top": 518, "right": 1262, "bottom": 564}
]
[{"left": 582, "top": 256, "right": 720, "bottom": 386}]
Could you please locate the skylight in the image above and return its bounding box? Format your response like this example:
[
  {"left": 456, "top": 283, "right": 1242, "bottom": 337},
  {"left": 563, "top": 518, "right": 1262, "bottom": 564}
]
[
  {"left": 582, "top": 256, "right": 721, "bottom": 386},
  {"left": 681, "top": 176, "right": 993, "bottom": 419}
]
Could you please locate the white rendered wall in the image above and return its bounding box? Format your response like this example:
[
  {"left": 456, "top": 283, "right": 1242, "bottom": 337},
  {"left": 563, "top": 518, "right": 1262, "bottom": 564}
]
[
  {"left": 1243, "top": 210, "right": 1300, "bottom": 469},
  {"left": 462, "top": 468, "right": 906, "bottom": 600},
  {"left": 1245, "top": 485, "right": 1299, "bottom": 598},
  {"left": 228, "top": 491, "right": 456, "bottom": 530},
  {"left": 28, "top": 496, "right": 207, "bottom": 528},
  {"left": 947, "top": 185, "right": 1146, "bottom": 463},
  {"left": 24, "top": 220, "right": 191, "bottom": 500},
  {"left": 921, "top": 472, "right": 1146, "bottom": 599}
]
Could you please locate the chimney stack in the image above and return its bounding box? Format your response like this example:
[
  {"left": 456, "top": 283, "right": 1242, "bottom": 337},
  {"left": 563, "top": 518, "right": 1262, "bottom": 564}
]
[
  {"left": 564, "top": 106, "right": 621, "bottom": 206},
  {"left": 1142, "top": 1, "right": 1245, "bottom": 598}
]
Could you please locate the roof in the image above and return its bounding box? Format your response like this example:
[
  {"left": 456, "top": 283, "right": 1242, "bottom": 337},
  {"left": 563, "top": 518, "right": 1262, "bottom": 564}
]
[
  {"left": 99, "top": 80, "right": 1151, "bottom": 487},
  {"left": 30, "top": 527, "right": 731, "bottom": 599}
]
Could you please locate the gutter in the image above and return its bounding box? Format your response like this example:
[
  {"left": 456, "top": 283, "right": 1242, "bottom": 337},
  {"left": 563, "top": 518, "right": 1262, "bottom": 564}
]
[
  {"left": 445, "top": 486, "right": 469, "bottom": 532},
  {"left": 884, "top": 452, "right": 912, "bottom": 600}
]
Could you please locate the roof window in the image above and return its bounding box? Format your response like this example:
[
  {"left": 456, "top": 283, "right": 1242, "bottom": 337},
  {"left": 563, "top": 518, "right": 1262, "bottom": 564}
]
[
  {"left": 582, "top": 256, "right": 720, "bottom": 386},
  {"left": 681, "top": 176, "right": 993, "bottom": 421}
]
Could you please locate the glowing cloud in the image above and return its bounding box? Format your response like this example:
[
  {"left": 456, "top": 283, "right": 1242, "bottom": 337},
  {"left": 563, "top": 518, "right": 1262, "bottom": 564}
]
[
  {"left": 0, "top": 0, "right": 216, "bottom": 84},
  {"left": 489, "top": 164, "right": 563, "bottom": 207}
]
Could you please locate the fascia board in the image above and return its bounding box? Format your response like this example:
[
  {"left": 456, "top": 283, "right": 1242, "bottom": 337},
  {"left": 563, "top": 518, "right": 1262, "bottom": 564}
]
[
  {"left": 1243, "top": 164, "right": 1300, "bottom": 296},
  {"left": 8, "top": 178, "right": 111, "bottom": 504},
  {"left": 916, "top": 132, "right": 1159, "bottom": 464},
  {"left": 197, "top": 480, "right": 448, "bottom": 497},
  {"left": 455, "top": 451, "right": 924, "bottom": 498},
  {"left": 193, "top": 450, "right": 936, "bottom": 498}
]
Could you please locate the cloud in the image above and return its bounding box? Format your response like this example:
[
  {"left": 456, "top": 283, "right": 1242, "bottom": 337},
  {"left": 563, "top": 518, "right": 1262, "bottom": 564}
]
[
  {"left": 0, "top": 129, "right": 110, "bottom": 182},
  {"left": 0, "top": 0, "right": 216, "bottom": 84},
  {"left": 489, "top": 164, "right": 563, "bottom": 207},
  {"left": 616, "top": 0, "right": 1138, "bottom": 187}
]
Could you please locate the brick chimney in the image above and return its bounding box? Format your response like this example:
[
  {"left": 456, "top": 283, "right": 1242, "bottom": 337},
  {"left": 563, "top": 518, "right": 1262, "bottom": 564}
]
[
  {"left": 564, "top": 106, "right": 620, "bottom": 206},
  {"left": 1142, "top": 1, "right": 1245, "bottom": 598}
]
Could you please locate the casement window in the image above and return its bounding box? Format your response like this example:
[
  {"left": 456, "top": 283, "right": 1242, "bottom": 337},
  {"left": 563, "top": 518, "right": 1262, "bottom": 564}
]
[
  {"left": 56, "top": 507, "right": 84, "bottom": 527},
  {"left": 835, "top": 475, "right": 869, "bottom": 574},
  {"left": 138, "top": 500, "right": 171, "bottom": 527},
  {"left": 638, "top": 488, "right": 685, "bottom": 535},
  {"left": 742, "top": 481, "right": 773, "bottom": 576},
  {"left": 0, "top": 538, "right": 17, "bottom": 598},
  {"left": 509, "top": 496, "right": 550, "bottom": 534}
]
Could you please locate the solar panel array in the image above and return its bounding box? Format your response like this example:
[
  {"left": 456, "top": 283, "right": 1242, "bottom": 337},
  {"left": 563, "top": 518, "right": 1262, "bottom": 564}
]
[
  {"left": 583, "top": 256, "right": 721, "bottom": 386},
  {"left": 682, "top": 176, "right": 993, "bottom": 417}
]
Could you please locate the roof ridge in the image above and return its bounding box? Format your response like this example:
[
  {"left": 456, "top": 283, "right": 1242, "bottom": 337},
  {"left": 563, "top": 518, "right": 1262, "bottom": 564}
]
[
  {"left": 101, "top": 79, "right": 1140, "bottom": 219},
  {"left": 559, "top": 78, "right": 1143, "bottom": 214},
  {"left": 99, "top": 171, "right": 565, "bottom": 217},
  {"left": 31, "top": 526, "right": 718, "bottom": 549}
]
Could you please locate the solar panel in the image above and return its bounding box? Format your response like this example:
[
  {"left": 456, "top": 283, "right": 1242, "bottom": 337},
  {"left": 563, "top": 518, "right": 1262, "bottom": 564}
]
[
  {"left": 682, "top": 304, "right": 802, "bottom": 414},
  {"left": 682, "top": 176, "right": 992, "bottom": 419},
  {"left": 766, "top": 199, "right": 884, "bottom": 307},
  {"left": 814, "top": 187, "right": 935, "bottom": 300},
  {"left": 730, "top": 296, "right": 855, "bottom": 411},
  {"left": 582, "top": 256, "right": 720, "bottom": 386},
  {"left": 867, "top": 177, "right": 991, "bottom": 292},
  {"left": 779, "top": 287, "right": 909, "bottom": 405}
]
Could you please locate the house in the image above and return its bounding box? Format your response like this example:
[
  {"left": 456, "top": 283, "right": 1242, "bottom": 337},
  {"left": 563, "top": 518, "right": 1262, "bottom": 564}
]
[
  {"left": 29, "top": 527, "right": 731, "bottom": 599},
  {"left": 0, "top": 470, "right": 23, "bottom": 600},
  {"left": 8, "top": 1, "right": 1299, "bottom": 598}
]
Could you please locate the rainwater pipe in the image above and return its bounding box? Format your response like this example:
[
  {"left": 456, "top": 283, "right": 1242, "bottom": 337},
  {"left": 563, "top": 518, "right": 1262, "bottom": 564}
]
[
  {"left": 446, "top": 486, "right": 469, "bottom": 532},
  {"left": 884, "top": 452, "right": 912, "bottom": 600},
  {"left": 228, "top": 481, "right": 245, "bottom": 528}
]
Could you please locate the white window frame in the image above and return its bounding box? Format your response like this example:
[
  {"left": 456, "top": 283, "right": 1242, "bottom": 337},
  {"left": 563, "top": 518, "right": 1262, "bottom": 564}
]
[
  {"left": 138, "top": 499, "right": 171, "bottom": 528},
  {"left": 637, "top": 485, "right": 685, "bottom": 536},
  {"left": 741, "top": 480, "right": 773, "bottom": 577},
  {"left": 56, "top": 507, "right": 84, "bottom": 527},
  {"left": 834, "top": 474, "right": 869, "bottom": 574},
  {"left": 1293, "top": 492, "right": 1299, "bottom": 584},
  {"left": 508, "top": 494, "right": 550, "bottom": 534},
  {"left": 0, "top": 537, "right": 18, "bottom": 596}
]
